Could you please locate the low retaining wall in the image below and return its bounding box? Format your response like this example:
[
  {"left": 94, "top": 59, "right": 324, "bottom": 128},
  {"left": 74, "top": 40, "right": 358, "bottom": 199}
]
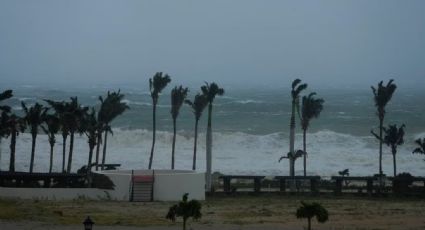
[{"left": 0, "top": 187, "right": 108, "bottom": 200}]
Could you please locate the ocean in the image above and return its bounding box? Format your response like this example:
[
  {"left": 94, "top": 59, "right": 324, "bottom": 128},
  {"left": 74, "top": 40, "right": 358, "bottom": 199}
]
[{"left": 1, "top": 85, "right": 424, "bottom": 177}]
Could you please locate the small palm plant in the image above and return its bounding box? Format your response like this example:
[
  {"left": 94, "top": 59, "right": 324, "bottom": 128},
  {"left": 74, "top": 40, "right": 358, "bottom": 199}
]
[
  {"left": 166, "top": 193, "right": 202, "bottom": 230},
  {"left": 21, "top": 102, "right": 48, "bottom": 173},
  {"left": 170, "top": 86, "right": 189, "bottom": 169},
  {"left": 288, "top": 79, "right": 307, "bottom": 177},
  {"left": 148, "top": 72, "right": 171, "bottom": 169},
  {"left": 41, "top": 114, "right": 60, "bottom": 173},
  {"left": 373, "top": 124, "right": 405, "bottom": 177},
  {"left": 296, "top": 201, "right": 329, "bottom": 230},
  {"left": 300, "top": 92, "right": 324, "bottom": 176},
  {"left": 185, "top": 93, "right": 209, "bottom": 170},
  {"left": 201, "top": 82, "right": 224, "bottom": 191},
  {"left": 413, "top": 138, "right": 425, "bottom": 157},
  {"left": 371, "top": 79, "right": 397, "bottom": 176}
]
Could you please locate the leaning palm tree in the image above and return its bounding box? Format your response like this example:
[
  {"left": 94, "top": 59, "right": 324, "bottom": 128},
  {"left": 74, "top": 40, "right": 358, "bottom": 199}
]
[
  {"left": 45, "top": 100, "right": 70, "bottom": 173},
  {"left": 98, "top": 90, "right": 129, "bottom": 170},
  {"left": 41, "top": 114, "right": 60, "bottom": 173},
  {"left": 65, "top": 97, "right": 88, "bottom": 173},
  {"left": 412, "top": 138, "right": 425, "bottom": 155},
  {"left": 4, "top": 113, "right": 25, "bottom": 172},
  {"left": 185, "top": 93, "right": 209, "bottom": 170},
  {"left": 21, "top": 102, "right": 48, "bottom": 173},
  {"left": 0, "top": 89, "right": 13, "bottom": 170},
  {"left": 148, "top": 72, "right": 171, "bottom": 169},
  {"left": 296, "top": 201, "right": 329, "bottom": 230},
  {"left": 373, "top": 124, "right": 405, "bottom": 177},
  {"left": 288, "top": 79, "right": 307, "bottom": 177},
  {"left": 83, "top": 108, "right": 98, "bottom": 172},
  {"left": 201, "top": 82, "right": 224, "bottom": 191},
  {"left": 371, "top": 79, "right": 397, "bottom": 176},
  {"left": 170, "top": 86, "right": 189, "bottom": 169},
  {"left": 300, "top": 93, "right": 324, "bottom": 176}
]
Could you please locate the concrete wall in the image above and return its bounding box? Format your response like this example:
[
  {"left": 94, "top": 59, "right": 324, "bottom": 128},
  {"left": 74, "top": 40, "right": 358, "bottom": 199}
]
[
  {"left": 0, "top": 187, "right": 108, "bottom": 200},
  {"left": 154, "top": 171, "right": 205, "bottom": 201}
]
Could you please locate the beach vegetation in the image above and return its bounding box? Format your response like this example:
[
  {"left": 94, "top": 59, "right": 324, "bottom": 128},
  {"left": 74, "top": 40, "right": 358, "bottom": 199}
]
[
  {"left": 21, "top": 102, "right": 48, "bottom": 173},
  {"left": 185, "top": 93, "right": 209, "bottom": 170},
  {"left": 371, "top": 79, "right": 397, "bottom": 176},
  {"left": 41, "top": 114, "right": 60, "bottom": 173},
  {"left": 201, "top": 82, "right": 224, "bottom": 191},
  {"left": 148, "top": 72, "right": 171, "bottom": 169},
  {"left": 296, "top": 201, "right": 328, "bottom": 230},
  {"left": 4, "top": 113, "right": 26, "bottom": 172},
  {"left": 166, "top": 193, "right": 202, "bottom": 230},
  {"left": 170, "top": 86, "right": 189, "bottom": 169},
  {"left": 412, "top": 138, "right": 425, "bottom": 155},
  {"left": 300, "top": 92, "right": 324, "bottom": 176}
]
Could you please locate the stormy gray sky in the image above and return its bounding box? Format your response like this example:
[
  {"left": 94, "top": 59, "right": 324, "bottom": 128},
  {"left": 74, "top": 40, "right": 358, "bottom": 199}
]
[{"left": 1, "top": 0, "right": 424, "bottom": 89}]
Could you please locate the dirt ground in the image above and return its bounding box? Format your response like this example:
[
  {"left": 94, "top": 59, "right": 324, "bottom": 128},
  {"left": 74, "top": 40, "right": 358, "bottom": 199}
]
[{"left": 1, "top": 194, "right": 425, "bottom": 229}]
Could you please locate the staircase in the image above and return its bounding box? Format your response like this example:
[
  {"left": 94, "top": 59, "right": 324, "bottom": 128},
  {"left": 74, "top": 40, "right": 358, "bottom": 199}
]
[{"left": 131, "top": 173, "right": 154, "bottom": 202}]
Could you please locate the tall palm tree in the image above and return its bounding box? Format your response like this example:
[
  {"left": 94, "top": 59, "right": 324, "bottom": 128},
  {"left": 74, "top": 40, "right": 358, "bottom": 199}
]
[
  {"left": 21, "top": 102, "right": 48, "bottom": 173},
  {"left": 65, "top": 97, "right": 88, "bottom": 173},
  {"left": 4, "top": 113, "right": 25, "bottom": 172},
  {"left": 170, "top": 86, "right": 189, "bottom": 169},
  {"left": 83, "top": 108, "right": 98, "bottom": 172},
  {"left": 98, "top": 90, "right": 129, "bottom": 170},
  {"left": 148, "top": 72, "right": 171, "bottom": 169},
  {"left": 373, "top": 124, "right": 405, "bottom": 177},
  {"left": 412, "top": 138, "right": 425, "bottom": 155},
  {"left": 185, "top": 93, "right": 208, "bottom": 170},
  {"left": 288, "top": 79, "right": 307, "bottom": 177},
  {"left": 0, "top": 89, "right": 13, "bottom": 170},
  {"left": 45, "top": 100, "right": 70, "bottom": 173},
  {"left": 296, "top": 201, "right": 329, "bottom": 230},
  {"left": 371, "top": 79, "right": 397, "bottom": 176},
  {"left": 201, "top": 82, "right": 224, "bottom": 191},
  {"left": 41, "top": 114, "right": 60, "bottom": 173},
  {"left": 300, "top": 93, "right": 324, "bottom": 176}
]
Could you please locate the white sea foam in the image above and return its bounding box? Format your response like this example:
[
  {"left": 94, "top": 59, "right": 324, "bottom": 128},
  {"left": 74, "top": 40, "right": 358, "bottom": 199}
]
[{"left": 1, "top": 129, "right": 424, "bottom": 176}]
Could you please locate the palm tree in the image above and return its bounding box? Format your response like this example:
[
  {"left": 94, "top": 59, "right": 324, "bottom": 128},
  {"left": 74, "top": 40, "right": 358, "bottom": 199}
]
[
  {"left": 83, "top": 108, "right": 98, "bottom": 172},
  {"left": 41, "top": 114, "right": 60, "bottom": 173},
  {"left": 185, "top": 93, "right": 208, "bottom": 170},
  {"left": 373, "top": 124, "right": 405, "bottom": 177},
  {"left": 201, "top": 82, "right": 224, "bottom": 191},
  {"left": 371, "top": 79, "right": 397, "bottom": 176},
  {"left": 21, "top": 102, "right": 48, "bottom": 173},
  {"left": 170, "top": 86, "right": 189, "bottom": 169},
  {"left": 166, "top": 193, "right": 202, "bottom": 230},
  {"left": 412, "top": 138, "right": 425, "bottom": 155},
  {"left": 300, "top": 93, "right": 324, "bottom": 176},
  {"left": 148, "top": 72, "right": 171, "bottom": 169},
  {"left": 4, "top": 113, "right": 25, "bottom": 172},
  {"left": 296, "top": 201, "right": 329, "bottom": 230},
  {"left": 279, "top": 150, "right": 306, "bottom": 172},
  {"left": 288, "top": 79, "right": 307, "bottom": 177},
  {"left": 0, "top": 89, "right": 13, "bottom": 170},
  {"left": 98, "top": 90, "right": 129, "bottom": 170},
  {"left": 45, "top": 100, "right": 70, "bottom": 173}
]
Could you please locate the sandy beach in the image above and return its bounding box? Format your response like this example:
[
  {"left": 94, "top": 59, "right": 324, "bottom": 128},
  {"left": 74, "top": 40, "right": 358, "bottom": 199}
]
[{"left": 1, "top": 194, "right": 425, "bottom": 230}]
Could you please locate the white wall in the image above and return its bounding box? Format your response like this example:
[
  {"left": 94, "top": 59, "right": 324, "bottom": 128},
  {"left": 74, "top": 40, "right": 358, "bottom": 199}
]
[{"left": 154, "top": 172, "right": 205, "bottom": 201}]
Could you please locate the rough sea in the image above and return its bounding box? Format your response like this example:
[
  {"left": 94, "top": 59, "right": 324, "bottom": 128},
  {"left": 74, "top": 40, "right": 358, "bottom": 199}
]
[{"left": 1, "top": 85, "right": 424, "bottom": 177}]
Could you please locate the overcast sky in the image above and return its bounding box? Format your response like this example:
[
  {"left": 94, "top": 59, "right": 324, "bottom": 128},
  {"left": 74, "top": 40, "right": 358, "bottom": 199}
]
[{"left": 1, "top": 0, "right": 424, "bottom": 89}]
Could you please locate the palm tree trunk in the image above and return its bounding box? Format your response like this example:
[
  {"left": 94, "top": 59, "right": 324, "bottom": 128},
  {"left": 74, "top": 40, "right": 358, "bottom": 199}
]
[
  {"left": 49, "top": 143, "right": 54, "bottom": 173},
  {"left": 206, "top": 103, "right": 213, "bottom": 192},
  {"left": 193, "top": 119, "right": 199, "bottom": 170},
  {"left": 171, "top": 118, "right": 177, "bottom": 169},
  {"left": 9, "top": 131, "right": 16, "bottom": 172},
  {"left": 95, "top": 132, "right": 102, "bottom": 171},
  {"left": 183, "top": 217, "right": 187, "bottom": 230},
  {"left": 392, "top": 149, "right": 397, "bottom": 177},
  {"left": 62, "top": 134, "right": 67, "bottom": 173},
  {"left": 303, "top": 129, "right": 307, "bottom": 176},
  {"left": 101, "top": 130, "right": 108, "bottom": 170},
  {"left": 87, "top": 145, "right": 94, "bottom": 188},
  {"left": 149, "top": 103, "right": 157, "bottom": 169},
  {"left": 29, "top": 133, "right": 36, "bottom": 173},
  {"left": 308, "top": 217, "right": 311, "bottom": 230},
  {"left": 289, "top": 102, "right": 296, "bottom": 176},
  {"left": 379, "top": 118, "right": 383, "bottom": 175},
  {"left": 67, "top": 132, "right": 74, "bottom": 173}
]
